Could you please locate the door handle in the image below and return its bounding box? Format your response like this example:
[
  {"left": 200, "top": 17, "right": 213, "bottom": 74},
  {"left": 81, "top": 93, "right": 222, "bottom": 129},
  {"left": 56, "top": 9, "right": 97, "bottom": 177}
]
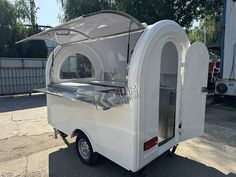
[{"left": 201, "top": 87, "right": 209, "bottom": 93}]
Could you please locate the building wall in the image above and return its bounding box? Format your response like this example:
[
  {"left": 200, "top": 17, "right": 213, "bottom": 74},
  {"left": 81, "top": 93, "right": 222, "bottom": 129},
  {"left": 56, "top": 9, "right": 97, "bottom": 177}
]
[
  {"left": 0, "top": 58, "right": 46, "bottom": 95},
  {"left": 223, "top": 0, "right": 236, "bottom": 79}
]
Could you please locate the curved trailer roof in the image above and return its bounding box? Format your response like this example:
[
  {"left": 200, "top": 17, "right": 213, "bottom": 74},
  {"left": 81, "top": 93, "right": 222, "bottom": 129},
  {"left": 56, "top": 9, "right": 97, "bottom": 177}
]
[{"left": 16, "top": 10, "right": 145, "bottom": 45}]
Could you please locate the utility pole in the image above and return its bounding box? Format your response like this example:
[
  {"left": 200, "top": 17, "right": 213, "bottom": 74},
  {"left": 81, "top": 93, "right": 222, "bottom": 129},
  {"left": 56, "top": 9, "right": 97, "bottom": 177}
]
[
  {"left": 29, "top": 0, "right": 36, "bottom": 28},
  {"left": 203, "top": 28, "right": 207, "bottom": 45}
]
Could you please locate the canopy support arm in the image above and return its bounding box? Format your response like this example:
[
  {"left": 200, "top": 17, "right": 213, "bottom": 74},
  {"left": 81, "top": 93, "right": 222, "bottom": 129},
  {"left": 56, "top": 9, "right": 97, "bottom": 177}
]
[
  {"left": 16, "top": 28, "right": 91, "bottom": 45},
  {"left": 127, "top": 21, "right": 133, "bottom": 64}
]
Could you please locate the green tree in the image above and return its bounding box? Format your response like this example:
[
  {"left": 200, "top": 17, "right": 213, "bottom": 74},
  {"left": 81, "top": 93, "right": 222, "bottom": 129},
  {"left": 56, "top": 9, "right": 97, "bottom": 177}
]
[
  {"left": 15, "top": 0, "right": 38, "bottom": 26},
  {"left": 16, "top": 25, "right": 48, "bottom": 58},
  {"left": 59, "top": 0, "right": 212, "bottom": 28},
  {"left": 198, "top": 0, "right": 223, "bottom": 20},
  {"left": 115, "top": 0, "right": 203, "bottom": 28},
  {"left": 0, "top": 0, "right": 48, "bottom": 58},
  {"left": 59, "top": 0, "right": 113, "bottom": 21},
  {"left": 188, "top": 27, "right": 205, "bottom": 44},
  {"left": 0, "top": 0, "right": 17, "bottom": 56},
  {"left": 187, "top": 0, "right": 223, "bottom": 45}
]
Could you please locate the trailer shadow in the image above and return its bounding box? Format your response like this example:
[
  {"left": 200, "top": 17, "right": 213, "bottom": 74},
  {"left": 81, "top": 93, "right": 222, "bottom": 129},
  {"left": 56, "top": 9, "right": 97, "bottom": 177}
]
[
  {"left": 48, "top": 143, "right": 235, "bottom": 177},
  {"left": 0, "top": 94, "right": 46, "bottom": 113}
]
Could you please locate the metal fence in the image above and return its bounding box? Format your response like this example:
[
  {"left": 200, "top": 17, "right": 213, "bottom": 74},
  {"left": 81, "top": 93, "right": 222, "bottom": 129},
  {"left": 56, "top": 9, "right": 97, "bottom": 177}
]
[{"left": 0, "top": 58, "right": 46, "bottom": 96}]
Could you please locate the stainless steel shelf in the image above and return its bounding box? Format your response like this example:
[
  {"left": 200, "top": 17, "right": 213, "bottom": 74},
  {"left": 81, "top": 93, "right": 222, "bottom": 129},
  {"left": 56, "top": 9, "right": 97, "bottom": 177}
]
[{"left": 35, "top": 82, "right": 128, "bottom": 110}]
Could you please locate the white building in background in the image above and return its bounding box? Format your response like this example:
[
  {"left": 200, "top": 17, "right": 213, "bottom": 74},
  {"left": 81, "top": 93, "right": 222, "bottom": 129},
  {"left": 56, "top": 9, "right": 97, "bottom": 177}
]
[
  {"left": 223, "top": 0, "right": 236, "bottom": 79},
  {"left": 215, "top": 0, "right": 236, "bottom": 96}
]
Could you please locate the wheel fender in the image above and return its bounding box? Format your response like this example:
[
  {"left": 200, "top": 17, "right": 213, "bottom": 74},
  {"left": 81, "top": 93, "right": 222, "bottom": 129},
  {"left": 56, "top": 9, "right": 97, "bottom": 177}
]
[{"left": 71, "top": 128, "right": 97, "bottom": 153}]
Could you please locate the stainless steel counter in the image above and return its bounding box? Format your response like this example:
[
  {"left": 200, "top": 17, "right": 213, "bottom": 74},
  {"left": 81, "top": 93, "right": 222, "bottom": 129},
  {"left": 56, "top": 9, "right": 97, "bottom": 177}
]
[
  {"left": 36, "top": 82, "right": 128, "bottom": 110},
  {"left": 90, "top": 80, "right": 126, "bottom": 88}
]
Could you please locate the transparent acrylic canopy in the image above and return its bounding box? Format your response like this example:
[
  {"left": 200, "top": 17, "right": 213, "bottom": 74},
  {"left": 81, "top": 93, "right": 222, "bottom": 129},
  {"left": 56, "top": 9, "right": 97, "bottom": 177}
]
[{"left": 16, "top": 10, "right": 145, "bottom": 45}]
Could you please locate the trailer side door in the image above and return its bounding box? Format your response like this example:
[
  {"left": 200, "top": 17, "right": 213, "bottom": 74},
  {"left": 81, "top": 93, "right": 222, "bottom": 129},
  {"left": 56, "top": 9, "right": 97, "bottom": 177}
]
[{"left": 180, "top": 42, "right": 209, "bottom": 141}]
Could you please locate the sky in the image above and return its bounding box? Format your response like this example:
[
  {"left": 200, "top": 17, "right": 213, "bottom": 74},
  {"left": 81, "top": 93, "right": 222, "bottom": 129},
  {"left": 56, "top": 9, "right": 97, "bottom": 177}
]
[
  {"left": 36, "top": 0, "right": 61, "bottom": 27},
  {"left": 10, "top": 0, "right": 62, "bottom": 27}
]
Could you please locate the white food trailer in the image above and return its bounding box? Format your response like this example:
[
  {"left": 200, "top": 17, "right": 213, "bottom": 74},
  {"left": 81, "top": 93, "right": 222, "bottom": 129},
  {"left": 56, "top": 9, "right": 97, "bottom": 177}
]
[{"left": 17, "top": 11, "right": 209, "bottom": 172}]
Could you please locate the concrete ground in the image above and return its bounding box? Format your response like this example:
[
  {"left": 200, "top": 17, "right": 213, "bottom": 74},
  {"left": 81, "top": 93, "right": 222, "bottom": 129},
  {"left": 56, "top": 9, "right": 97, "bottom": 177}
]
[{"left": 0, "top": 94, "right": 235, "bottom": 177}]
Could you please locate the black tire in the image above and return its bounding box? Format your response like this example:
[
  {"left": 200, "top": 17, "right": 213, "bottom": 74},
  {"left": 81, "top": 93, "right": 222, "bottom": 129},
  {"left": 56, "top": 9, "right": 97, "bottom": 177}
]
[{"left": 75, "top": 132, "right": 98, "bottom": 165}]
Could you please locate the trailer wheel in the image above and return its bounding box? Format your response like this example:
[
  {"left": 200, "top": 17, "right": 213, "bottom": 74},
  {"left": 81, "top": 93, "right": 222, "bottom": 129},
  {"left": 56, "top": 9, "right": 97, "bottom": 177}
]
[{"left": 76, "top": 133, "right": 98, "bottom": 165}]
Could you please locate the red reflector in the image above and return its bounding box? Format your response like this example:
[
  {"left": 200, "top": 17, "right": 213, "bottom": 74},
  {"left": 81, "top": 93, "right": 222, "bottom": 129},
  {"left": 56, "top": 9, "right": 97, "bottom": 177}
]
[{"left": 144, "top": 137, "right": 158, "bottom": 151}]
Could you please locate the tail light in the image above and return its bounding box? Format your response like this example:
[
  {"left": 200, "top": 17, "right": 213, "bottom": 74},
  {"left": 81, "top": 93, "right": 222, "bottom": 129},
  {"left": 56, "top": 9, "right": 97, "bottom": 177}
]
[{"left": 144, "top": 137, "right": 158, "bottom": 151}]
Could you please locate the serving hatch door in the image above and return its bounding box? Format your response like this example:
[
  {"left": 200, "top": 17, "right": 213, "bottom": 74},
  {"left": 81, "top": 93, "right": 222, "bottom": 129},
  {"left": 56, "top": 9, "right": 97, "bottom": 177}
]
[
  {"left": 16, "top": 10, "right": 145, "bottom": 45},
  {"left": 180, "top": 42, "right": 209, "bottom": 141}
]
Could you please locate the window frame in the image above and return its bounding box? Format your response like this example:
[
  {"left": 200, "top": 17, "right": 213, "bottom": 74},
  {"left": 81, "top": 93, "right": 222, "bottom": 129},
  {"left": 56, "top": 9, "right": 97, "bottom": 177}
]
[
  {"left": 50, "top": 43, "right": 104, "bottom": 84},
  {"left": 59, "top": 53, "right": 95, "bottom": 80}
]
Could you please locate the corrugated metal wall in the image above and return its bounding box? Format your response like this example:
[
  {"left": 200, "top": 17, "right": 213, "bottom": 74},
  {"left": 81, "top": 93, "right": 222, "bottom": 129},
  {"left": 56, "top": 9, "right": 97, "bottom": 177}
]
[
  {"left": 0, "top": 58, "right": 46, "bottom": 96},
  {"left": 223, "top": 0, "right": 236, "bottom": 79}
]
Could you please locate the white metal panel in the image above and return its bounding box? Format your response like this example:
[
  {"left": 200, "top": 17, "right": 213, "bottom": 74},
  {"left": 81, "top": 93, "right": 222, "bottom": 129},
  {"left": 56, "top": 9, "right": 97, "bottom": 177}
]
[
  {"left": 223, "top": 1, "right": 236, "bottom": 79},
  {"left": 181, "top": 42, "right": 209, "bottom": 141},
  {"left": 51, "top": 43, "right": 104, "bottom": 83},
  {"left": 86, "top": 31, "right": 142, "bottom": 81},
  {"left": 46, "top": 94, "right": 132, "bottom": 170},
  {"left": 46, "top": 32, "right": 142, "bottom": 84},
  {"left": 128, "top": 20, "right": 190, "bottom": 172}
]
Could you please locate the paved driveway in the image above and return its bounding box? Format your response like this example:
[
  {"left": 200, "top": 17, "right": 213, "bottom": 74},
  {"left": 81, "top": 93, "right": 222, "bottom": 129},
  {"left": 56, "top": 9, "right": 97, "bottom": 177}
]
[{"left": 0, "top": 94, "right": 235, "bottom": 177}]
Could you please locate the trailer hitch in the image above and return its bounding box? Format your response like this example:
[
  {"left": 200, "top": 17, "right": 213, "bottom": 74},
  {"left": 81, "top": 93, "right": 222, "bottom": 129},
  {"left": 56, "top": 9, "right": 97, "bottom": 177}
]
[{"left": 53, "top": 128, "right": 70, "bottom": 147}]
